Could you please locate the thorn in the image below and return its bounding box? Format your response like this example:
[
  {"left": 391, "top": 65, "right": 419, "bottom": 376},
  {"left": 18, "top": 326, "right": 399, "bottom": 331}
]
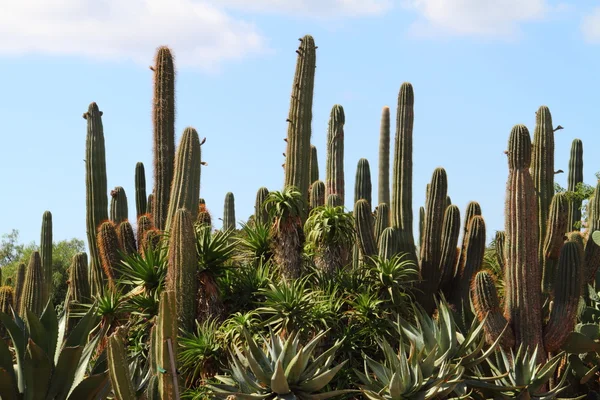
[
  {"left": 553, "top": 125, "right": 564, "bottom": 132},
  {"left": 99, "top": 111, "right": 103, "bottom": 116},
  {"left": 149, "top": 66, "right": 155, "bottom": 71},
  {"left": 503, "top": 150, "right": 508, "bottom": 155},
  {"left": 201, "top": 161, "right": 208, "bottom": 166},
  {"left": 200, "top": 137, "right": 206, "bottom": 145},
  {"left": 282, "top": 153, "right": 286, "bottom": 157},
  {"left": 284, "top": 138, "right": 288, "bottom": 142},
  {"left": 315, "top": 46, "right": 318, "bottom": 49},
  {"left": 286, "top": 119, "right": 292, "bottom": 123},
  {"left": 296, "top": 50, "right": 301, "bottom": 55},
  {"left": 554, "top": 169, "right": 564, "bottom": 174},
  {"left": 299, "top": 38, "right": 303, "bottom": 41},
  {"left": 82, "top": 113, "right": 88, "bottom": 120}
]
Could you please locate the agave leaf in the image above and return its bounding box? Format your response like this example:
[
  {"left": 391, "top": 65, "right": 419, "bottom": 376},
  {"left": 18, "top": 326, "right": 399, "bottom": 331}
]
[
  {"left": 242, "top": 329, "right": 272, "bottom": 375},
  {"left": 39, "top": 301, "right": 59, "bottom": 360},
  {"left": 230, "top": 349, "right": 264, "bottom": 393},
  {"left": 66, "top": 372, "right": 110, "bottom": 400},
  {"left": 280, "top": 332, "right": 298, "bottom": 371},
  {"left": 361, "top": 391, "right": 387, "bottom": 400},
  {"left": 23, "top": 338, "right": 52, "bottom": 400},
  {"left": 55, "top": 313, "right": 67, "bottom": 364},
  {"left": 388, "top": 372, "right": 402, "bottom": 399},
  {"left": 300, "top": 360, "right": 347, "bottom": 393},
  {"left": 0, "top": 312, "right": 26, "bottom": 391},
  {"left": 241, "top": 343, "right": 271, "bottom": 387},
  {"left": 25, "top": 309, "right": 49, "bottom": 359},
  {"left": 307, "top": 389, "right": 358, "bottom": 399},
  {"left": 272, "top": 359, "right": 291, "bottom": 395},
  {"left": 68, "top": 322, "right": 106, "bottom": 398},
  {"left": 64, "top": 305, "right": 98, "bottom": 348},
  {"left": 0, "top": 368, "right": 18, "bottom": 400},
  {"left": 300, "top": 341, "right": 342, "bottom": 381},
  {"left": 364, "top": 356, "right": 390, "bottom": 385},
  {"left": 0, "top": 338, "right": 17, "bottom": 394},
  {"left": 285, "top": 347, "right": 305, "bottom": 385},
  {"left": 46, "top": 346, "right": 84, "bottom": 400}
]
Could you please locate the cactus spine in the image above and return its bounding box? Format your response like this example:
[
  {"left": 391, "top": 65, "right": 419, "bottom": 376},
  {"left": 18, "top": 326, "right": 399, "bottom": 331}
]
[
  {"left": 255, "top": 187, "right": 270, "bottom": 226},
  {"left": 135, "top": 162, "right": 148, "bottom": 217},
  {"left": 110, "top": 186, "right": 129, "bottom": 224},
  {"left": 84, "top": 102, "right": 108, "bottom": 298},
  {"left": 531, "top": 106, "right": 555, "bottom": 269},
  {"left": 378, "top": 106, "right": 390, "bottom": 207},
  {"left": 165, "top": 127, "right": 201, "bottom": 231},
  {"left": 152, "top": 46, "right": 176, "bottom": 231},
  {"left": 309, "top": 180, "right": 325, "bottom": 209},
  {"left": 354, "top": 199, "right": 377, "bottom": 260},
  {"left": 40, "top": 210, "right": 52, "bottom": 304},
  {"left": 166, "top": 209, "right": 198, "bottom": 332},
  {"left": 20, "top": 251, "right": 44, "bottom": 317},
  {"left": 223, "top": 192, "right": 236, "bottom": 231},
  {"left": 284, "top": 35, "right": 316, "bottom": 201},
  {"left": 325, "top": 105, "right": 345, "bottom": 203},
  {"left": 147, "top": 194, "right": 154, "bottom": 217},
  {"left": 567, "top": 139, "right": 583, "bottom": 230},
  {"left": 309, "top": 144, "right": 319, "bottom": 185},
  {"left": 391, "top": 83, "right": 415, "bottom": 248},
  {"left": 354, "top": 158, "right": 372, "bottom": 207}
]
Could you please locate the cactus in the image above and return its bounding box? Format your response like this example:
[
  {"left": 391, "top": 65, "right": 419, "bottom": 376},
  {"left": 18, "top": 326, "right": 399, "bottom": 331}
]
[
  {"left": 309, "top": 144, "right": 319, "bottom": 185},
  {"left": 418, "top": 206, "right": 425, "bottom": 246},
  {"left": 20, "top": 251, "right": 44, "bottom": 317},
  {"left": 326, "top": 194, "right": 342, "bottom": 207},
  {"left": 117, "top": 220, "right": 137, "bottom": 256},
  {"left": 84, "top": 102, "right": 108, "bottom": 298},
  {"left": 378, "top": 227, "right": 400, "bottom": 260},
  {"left": 0, "top": 286, "right": 13, "bottom": 338},
  {"left": 531, "top": 106, "right": 555, "bottom": 269},
  {"left": 152, "top": 46, "right": 176, "bottom": 231},
  {"left": 284, "top": 35, "right": 316, "bottom": 201},
  {"left": 66, "top": 252, "right": 91, "bottom": 335},
  {"left": 309, "top": 180, "right": 325, "bottom": 209},
  {"left": 567, "top": 139, "right": 583, "bottom": 230},
  {"left": 584, "top": 181, "right": 600, "bottom": 283},
  {"left": 374, "top": 203, "right": 390, "bottom": 242},
  {"left": 325, "top": 104, "right": 345, "bottom": 203},
  {"left": 354, "top": 199, "right": 377, "bottom": 260},
  {"left": 459, "top": 201, "right": 481, "bottom": 262},
  {"left": 494, "top": 231, "right": 506, "bottom": 270},
  {"left": 110, "top": 186, "right": 129, "bottom": 224},
  {"left": 107, "top": 328, "right": 137, "bottom": 400},
  {"left": 137, "top": 214, "right": 153, "bottom": 247},
  {"left": 255, "top": 187, "right": 270, "bottom": 225},
  {"left": 391, "top": 83, "right": 415, "bottom": 248},
  {"left": 155, "top": 290, "right": 180, "bottom": 398},
  {"left": 438, "top": 204, "right": 461, "bottom": 296},
  {"left": 13, "top": 262, "right": 25, "bottom": 314},
  {"left": 135, "top": 162, "right": 148, "bottom": 217},
  {"left": 223, "top": 192, "right": 236, "bottom": 231},
  {"left": 354, "top": 158, "right": 372, "bottom": 207},
  {"left": 541, "top": 193, "right": 568, "bottom": 293},
  {"left": 97, "top": 221, "right": 120, "bottom": 289},
  {"left": 197, "top": 203, "right": 212, "bottom": 229},
  {"left": 142, "top": 228, "right": 162, "bottom": 255},
  {"left": 166, "top": 209, "right": 198, "bottom": 332},
  {"left": 147, "top": 193, "right": 154, "bottom": 216},
  {"left": 165, "top": 127, "right": 201, "bottom": 231},
  {"left": 378, "top": 106, "right": 391, "bottom": 206},
  {"left": 40, "top": 210, "right": 52, "bottom": 304},
  {"left": 418, "top": 167, "right": 447, "bottom": 312}
]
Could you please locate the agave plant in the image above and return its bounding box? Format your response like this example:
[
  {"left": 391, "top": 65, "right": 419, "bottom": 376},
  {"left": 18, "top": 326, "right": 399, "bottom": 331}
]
[
  {"left": 238, "top": 221, "right": 273, "bottom": 263},
  {"left": 210, "top": 329, "right": 353, "bottom": 399},
  {"left": 365, "top": 254, "right": 419, "bottom": 312},
  {"left": 117, "top": 244, "right": 168, "bottom": 295},
  {"left": 0, "top": 302, "right": 110, "bottom": 399},
  {"left": 179, "top": 318, "right": 225, "bottom": 387}
]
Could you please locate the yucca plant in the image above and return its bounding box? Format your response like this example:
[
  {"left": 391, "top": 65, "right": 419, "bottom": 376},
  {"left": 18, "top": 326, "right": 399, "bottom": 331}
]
[
  {"left": 365, "top": 253, "right": 419, "bottom": 313},
  {"left": 238, "top": 222, "right": 273, "bottom": 263},
  {"left": 179, "top": 318, "right": 225, "bottom": 387},
  {"left": 0, "top": 302, "right": 110, "bottom": 399},
  {"left": 117, "top": 244, "right": 168, "bottom": 295},
  {"left": 210, "top": 329, "right": 353, "bottom": 399}
]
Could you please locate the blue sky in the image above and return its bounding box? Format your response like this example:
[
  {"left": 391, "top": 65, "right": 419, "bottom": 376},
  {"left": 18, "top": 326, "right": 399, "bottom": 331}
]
[{"left": 1, "top": 0, "right": 600, "bottom": 248}]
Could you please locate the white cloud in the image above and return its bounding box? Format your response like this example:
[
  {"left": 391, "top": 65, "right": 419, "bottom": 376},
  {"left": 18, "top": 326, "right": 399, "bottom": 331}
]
[
  {"left": 404, "top": 0, "right": 549, "bottom": 38},
  {"left": 214, "top": 0, "right": 393, "bottom": 17},
  {"left": 582, "top": 7, "right": 600, "bottom": 43},
  {"left": 0, "top": 0, "right": 266, "bottom": 69}
]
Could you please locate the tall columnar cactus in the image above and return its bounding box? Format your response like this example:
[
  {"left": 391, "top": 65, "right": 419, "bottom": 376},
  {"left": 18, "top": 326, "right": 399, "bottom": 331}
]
[
  {"left": 378, "top": 106, "right": 390, "bottom": 207},
  {"left": 223, "top": 192, "right": 236, "bottom": 231},
  {"left": 541, "top": 193, "right": 568, "bottom": 293},
  {"left": 0, "top": 286, "right": 13, "bottom": 337},
  {"left": 531, "top": 105, "right": 555, "bottom": 269},
  {"left": 84, "top": 102, "right": 108, "bottom": 298},
  {"left": 40, "top": 210, "right": 52, "bottom": 304},
  {"left": 152, "top": 46, "right": 176, "bottom": 231},
  {"left": 438, "top": 204, "right": 461, "bottom": 296},
  {"left": 584, "top": 181, "right": 600, "bottom": 283},
  {"left": 418, "top": 206, "right": 425, "bottom": 247},
  {"left": 166, "top": 209, "right": 198, "bottom": 332},
  {"left": 284, "top": 35, "right": 316, "bottom": 201},
  {"left": 255, "top": 187, "right": 270, "bottom": 225},
  {"left": 165, "top": 127, "right": 201, "bottom": 231},
  {"left": 117, "top": 221, "right": 137, "bottom": 256},
  {"left": 309, "top": 180, "right": 325, "bottom": 209},
  {"left": 20, "top": 251, "right": 44, "bottom": 317},
  {"left": 325, "top": 104, "right": 345, "bottom": 203},
  {"left": 418, "top": 168, "right": 447, "bottom": 312},
  {"left": 309, "top": 145, "right": 319, "bottom": 186},
  {"left": 14, "top": 262, "right": 25, "bottom": 314},
  {"left": 391, "top": 83, "right": 414, "bottom": 248},
  {"left": 110, "top": 186, "right": 129, "bottom": 224},
  {"left": 355, "top": 199, "right": 377, "bottom": 259},
  {"left": 97, "top": 221, "right": 120, "bottom": 289},
  {"left": 67, "top": 252, "right": 91, "bottom": 304},
  {"left": 495, "top": 231, "right": 506, "bottom": 270},
  {"left": 197, "top": 203, "right": 212, "bottom": 229},
  {"left": 378, "top": 227, "right": 399, "bottom": 260},
  {"left": 354, "top": 158, "right": 372, "bottom": 207},
  {"left": 374, "top": 203, "right": 390, "bottom": 242},
  {"left": 135, "top": 162, "right": 148, "bottom": 217},
  {"left": 567, "top": 139, "right": 583, "bottom": 230},
  {"left": 155, "top": 290, "right": 180, "bottom": 398},
  {"left": 137, "top": 214, "right": 153, "bottom": 248},
  {"left": 326, "top": 194, "right": 342, "bottom": 207},
  {"left": 147, "top": 194, "right": 154, "bottom": 217},
  {"left": 107, "top": 328, "right": 137, "bottom": 400}
]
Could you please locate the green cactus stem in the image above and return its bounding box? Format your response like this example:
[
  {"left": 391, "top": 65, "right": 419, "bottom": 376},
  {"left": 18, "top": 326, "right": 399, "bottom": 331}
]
[
  {"left": 531, "top": 106, "right": 555, "bottom": 270},
  {"left": 147, "top": 194, "right": 154, "bottom": 217},
  {"left": 84, "top": 102, "right": 108, "bottom": 298},
  {"left": 0, "top": 286, "right": 13, "bottom": 337},
  {"left": 310, "top": 144, "right": 319, "bottom": 186},
  {"left": 354, "top": 158, "right": 372, "bottom": 207},
  {"left": 137, "top": 214, "right": 153, "bottom": 248},
  {"left": 255, "top": 187, "right": 270, "bottom": 225},
  {"left": 567, "top": 139, "right": 583, "bottom": 230},
  {"left": 438, "top": 205, "right": 461, "bottom": 296},
  {"left": 355, "top": 199, "right": 377, "bottom": 260},
  {"left": 166, "top": 209, "right": 198, "bottom": 332},
  {"left": 197, "top": 204, "right": 212, "bottom": 229},
  {"left": 418, "top": 206, "right": 425, "bottom": 247},
  {"left": 378, "top": 106, "right": 390, "bottom": 207},
  {"left": 152, "top": 46, "right": 176, "bottom": 231},
  {"left": 374, "top": 203, "right": 390, "bottom": 243},
  {"left": 325, "top": 104, "right": 345, "bottom": 203},
  {"left": 494, "top": 231, "right": 506, "bottom": 271},
  {"left": 107, "top": 328, "right": 137, "bottom": 400},
  {"left": 326, "top": 194, "right": 343, "bottom": 207},
  {"left": 20, "top": 251, "right": 44, "bottom": 317},
  {"left": 14, "top": 262, "right": 25, "bottom": 314},
  {"left": 141, "top": 228, "right": 162, "bottom": 255},
  {"left": 66, "top": 252, "right": 91, "bottom": 335},
  {"left": 40, "top": 210, "right": 52, "bottom": 304},
  {"left": 223, "top": 192, "right": 236, "bottom": 231},
  {"left": 155, "top": 290, "right": 180, "bottom": 398},
  {"left": 97, "top": 221, "right": 120, "bottom": 289},
  {"left": 135, "top": 162, "right": 148, "bottom": 217},
  {"left": 117, "top": 221, "right": 137, "bottom": 256},
  {"left": 541, "top": 193, "right": 568, "bottom": 293},
  {"left": 110, "top": 186, "right": 129, "bottom": 224},
  {"left": 309, "top": 180, "right": 326, "bottom": 210},
  {"left": 391, "top": 83, "right": 415, "bottom": 248},
  {"left": 459, "top": 201, "right": 482, "bottom": 265},
  {"left": 284, "top": 35, "right": 316, "bottom": 201},
  {"left": 584, "top": 182, "right": 600, "bottom": 284},
  {"left": 378, "top": 227, "right": 399, "bottom": 260}
]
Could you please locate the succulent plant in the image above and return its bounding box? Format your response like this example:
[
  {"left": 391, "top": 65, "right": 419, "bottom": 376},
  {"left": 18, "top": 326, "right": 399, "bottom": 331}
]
[
  {"left": 378, "top": 105, "right": 391, "bottom": 207},
  {"left": 13, "top": 262, "right": 25, "bottom": 315},
  {"left": 110, "top": 186, "right": 129, "bottom": 224},
  {"left": 255, "top": 187, "right": 271, "bottom": 226},
  {"left": 117, "top": 220, "right": 137, "bottom": 256},
  {"left": 135, "top": 161, "right": 148, "bottom": 217},
  {"left": 20, "top": 251, "right": 44, "bottom": 317},
  {"left": 309, "top": 144, "right": 319, "bottom": 186},
  {"left": 325, "top": 104, "right": 345, "bottom": 204},
  {"left": 354, "top": 158, "right": 372, "bottom": 207},
  {"left": 40, "top": 210, "right": 53, "bottom": 304},
  {"left": 107, "top": 328, "right": 137, "bottom": 400},
  {"left": 374, "top": 202, "right": 390, "bottom": 242},
  {"left": 355, "top": 199, "right": 377, "bottom": 261},
  {"left": 309, "top": 180, "right": 325, "bottom": 210},
  {"left": 223, "top": 192, "right": 236, "bottom": 231},
  {"left": 567, "top": 138, "right": 584, "bottom": 230}
]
